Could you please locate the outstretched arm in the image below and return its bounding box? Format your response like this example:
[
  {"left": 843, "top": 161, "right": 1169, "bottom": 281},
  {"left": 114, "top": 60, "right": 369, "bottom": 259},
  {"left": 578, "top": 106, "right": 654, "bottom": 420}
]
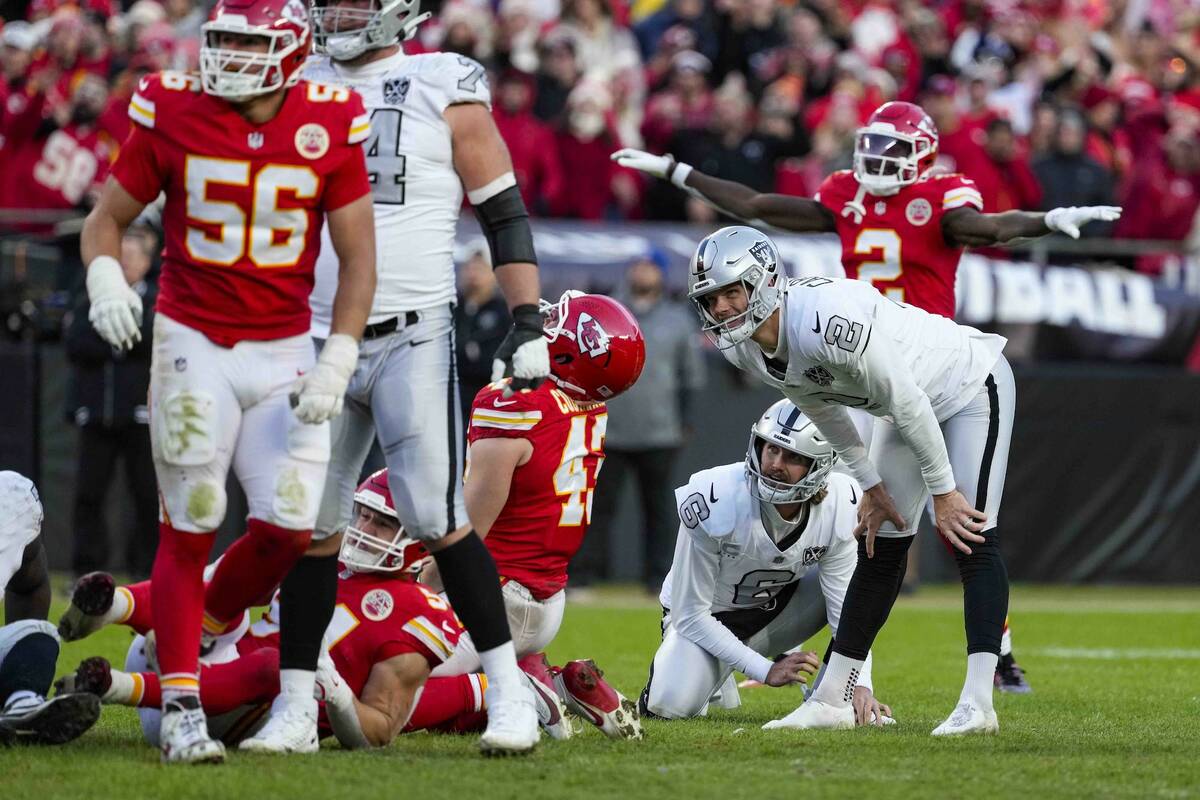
[
  {"left": 611, "top": 148, "right": 836, "bottom": 233},
  {"left": 942, "top": 205, "right": 1122, "bottom": 248}
]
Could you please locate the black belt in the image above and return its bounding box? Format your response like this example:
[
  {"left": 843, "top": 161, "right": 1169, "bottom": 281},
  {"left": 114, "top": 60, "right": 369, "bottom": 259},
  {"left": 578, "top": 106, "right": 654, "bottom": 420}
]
[{"left": 363, "top": 310, "right": 420, "bottom": 340}]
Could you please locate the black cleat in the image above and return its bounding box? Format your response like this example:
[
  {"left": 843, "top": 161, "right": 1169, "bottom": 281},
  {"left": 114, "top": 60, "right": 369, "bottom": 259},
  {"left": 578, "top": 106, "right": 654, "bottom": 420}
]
[
  {"left": 0, "top": 693, "right": 102, "bottom": 745},
  {"left": 54, "top": 657, "right": 114, "bottom": 699},
  {"left": 994, "top": 653, "right": 1032, "bottom": 694},
  {"left": 58, "top": 572, "right": 117, "bottom": 641}
]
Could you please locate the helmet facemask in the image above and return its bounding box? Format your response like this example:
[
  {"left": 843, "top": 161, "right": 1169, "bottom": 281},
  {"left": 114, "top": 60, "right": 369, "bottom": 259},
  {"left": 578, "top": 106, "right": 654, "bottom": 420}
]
[
  {"left": 852, "top": 127, "right": 934, "bottom": 195},
  {"left": 311, "top": 0, "right": 430, "bottom": 61},
  {"left": 692, "top": 270, "right": 781, "bottom": 350},
  {"left": 200, "top": 25, "right": 301, "bottom": 100},
  {"left": 688, "top": 231, "right": 784, "bottom": 350},
  {"left": 745, "top": 432, "right": 835, "bottom": 504},
  {"left": 339, "top": 502, "right": 425, "bottom": 575}
]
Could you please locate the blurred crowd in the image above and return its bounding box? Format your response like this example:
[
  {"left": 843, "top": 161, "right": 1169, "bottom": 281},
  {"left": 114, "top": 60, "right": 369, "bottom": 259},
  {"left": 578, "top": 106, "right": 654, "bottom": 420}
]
[{"left": 2, "top": 0, "right": 1200, "bottom": 248}]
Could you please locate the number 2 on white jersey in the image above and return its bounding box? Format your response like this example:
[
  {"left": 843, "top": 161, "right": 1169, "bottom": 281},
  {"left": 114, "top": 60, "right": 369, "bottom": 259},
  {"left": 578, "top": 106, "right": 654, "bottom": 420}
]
[
  {"left": 853, "top": 228, "right": 904, "bottom": 302},
  {"left": 184, "top": 155, "right": 318, "bottom": 268},
  {"left": 553, "top": 413, "right": 607, "bottom": 527}
]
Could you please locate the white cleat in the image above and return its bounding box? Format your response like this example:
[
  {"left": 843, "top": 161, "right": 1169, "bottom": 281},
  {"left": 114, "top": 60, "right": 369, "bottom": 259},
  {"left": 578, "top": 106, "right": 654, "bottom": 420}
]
[
  {"left": 762, "top": 698, "right": 855, "bottom": 731},
  {"left": 479, "top": 682, "right": 539, "bottom": 756},
  {"left": 160, "top": 698, "right": 226, "bottom": 765},
  {"left": 522, "top": 671, "right": 576, "bottom": 741},
  {"left": 931, "top": 702, "right": 999, "bottom": 736},
  {"left": 238, "top": 694, "right": 319, "bottom": 754}
]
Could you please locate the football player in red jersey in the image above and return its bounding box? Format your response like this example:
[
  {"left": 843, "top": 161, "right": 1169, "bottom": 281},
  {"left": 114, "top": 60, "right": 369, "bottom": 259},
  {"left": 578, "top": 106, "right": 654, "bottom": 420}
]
[
  {"left": 613, "top": 100, "right": 1119, "bottom": 694},
  {"left": 78, "top": 0, "right": 377, "bottom": 765},
  {"left": 57, "top": 470, "right": 565, "bottom": 748},
  {"left": 442, "top": 291, "right": 646, "bottom": 739},
  {"left": 614, "top": 101, "right": 1121, "bottom": 318}
]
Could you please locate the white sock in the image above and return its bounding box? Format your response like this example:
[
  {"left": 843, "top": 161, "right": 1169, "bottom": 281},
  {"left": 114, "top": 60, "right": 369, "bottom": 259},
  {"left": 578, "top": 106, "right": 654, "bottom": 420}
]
[
  {"left": 999, "top": 625, "right": 1012, "bottom": 657},
  {"left": 809, "top": 653, "right": 862, "bottom": 707},
  {"left": 477, "top": 641, "right": 524, "bottom": 694},
  {"left": 105, "top": 586, "right": 135, "bottom": 626},
  {"left": 959, "top": 652, "right": 998, "bottom": 710},
  {"left": 3, "top": 690, "right": 42, "bottom": 712},
  {"left": 105, "top": 669, "right": 138, "bottom": 704},
  {"left": 278, "top": 668, "right": 316, "bottom": 701}
]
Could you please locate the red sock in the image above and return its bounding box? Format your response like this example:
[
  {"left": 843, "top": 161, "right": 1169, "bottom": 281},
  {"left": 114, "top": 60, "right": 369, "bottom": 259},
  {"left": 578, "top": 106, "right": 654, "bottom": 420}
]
[
  {"left": 151, "top": 523, "right": 215, "bottom": 701},
  {"left": 122, "top": 579, "right": 154, "bottom": 634},
  {"left": 203, "top": 518, "right": 311, "bottom": 631},
  {"left": 134, "top": 649, "right": 279, "bottom": 714},
  {"left": 404, "top": 674, "right": 487, "bottom": 732}
]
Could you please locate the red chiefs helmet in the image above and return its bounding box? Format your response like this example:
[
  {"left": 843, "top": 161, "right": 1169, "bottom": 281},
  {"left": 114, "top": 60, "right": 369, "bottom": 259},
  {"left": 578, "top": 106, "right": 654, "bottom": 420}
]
[
  {"left": 339, "top": 469, "right": 430, "bottom": 577},
  {"left": 199, "top": 0, "right": 312, "bottom": 100},
  {"left": 853, "top": 101, "right": 939, "bottom": 195},
  {"left": 540, "top": 291, "right": 646, "bottom": 403}
]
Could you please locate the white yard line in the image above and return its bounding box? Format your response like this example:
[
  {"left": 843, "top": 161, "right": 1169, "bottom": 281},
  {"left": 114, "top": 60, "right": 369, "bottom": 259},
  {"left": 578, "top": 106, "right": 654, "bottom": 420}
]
[{"left": 1029, "top": 647, "right": 1200, "bottom": 660}]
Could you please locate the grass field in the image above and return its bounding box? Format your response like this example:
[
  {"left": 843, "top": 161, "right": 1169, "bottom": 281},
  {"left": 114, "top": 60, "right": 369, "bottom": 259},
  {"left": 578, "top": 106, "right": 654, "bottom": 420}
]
[{"left": 4, "top": 583, "right": 1199, "bottom": 799}]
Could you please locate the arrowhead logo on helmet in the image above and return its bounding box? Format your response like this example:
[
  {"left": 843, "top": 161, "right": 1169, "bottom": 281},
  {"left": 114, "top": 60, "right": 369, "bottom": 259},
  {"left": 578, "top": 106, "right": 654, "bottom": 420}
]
[
  {"left": 540, "top": 291, "right": 646, "bottom": 402},
  {"left": 575, "top": 313, "right": 612, "bottom": 360}
]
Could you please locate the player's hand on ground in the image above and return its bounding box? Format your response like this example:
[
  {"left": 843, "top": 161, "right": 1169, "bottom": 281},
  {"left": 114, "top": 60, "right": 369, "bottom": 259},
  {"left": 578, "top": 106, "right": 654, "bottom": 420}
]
[
  {"left": 290, "top": 333, "right": 359, "bottom": 424},
  {"left": 932, "top": 490, "right": 987, "bottom": 554},
  {"left": 490, "top": 304, "right": 550, "bottom": 389},
  {"left": 85, "top": 256, "right": 143, "bottom": 351},
  {"left": 764, "top": 651, "right": 821, "bottom": 687},
  {"left": 1043, "top": 206, "right": 1122, "bottom": 239},
  {"left": 610, "top": 148, "right": 677, "bottom": 179},
  {"left": 853, "top": 483, "right": 906, "bottom": 558},
  {"left": 852, "top": 685, "right": 892, "bottom": 727},
  {"left": 315, "top": 647, "right": 353, "bottom": 709}
]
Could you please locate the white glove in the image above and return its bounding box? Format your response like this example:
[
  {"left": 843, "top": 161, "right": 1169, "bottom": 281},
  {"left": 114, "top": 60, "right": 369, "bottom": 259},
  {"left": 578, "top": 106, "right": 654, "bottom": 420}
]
[
  {"left": 511, "top": 336, "right": 549, "bottom": 380},
  {"left": 1043, "top": 205, "right": 1122, "bottom": 239},
  {"left": 314, "top": 646, "right": 353, "bottom": 709},
  {"left": 85, "top": 255, "right": 143, "bottom": 351},
  {"left": 611, "top": 147, "right": 693, "bottom": 189},
  {"left": 289, "top": 333, "right": 358, "bottom": 424},
  {"left": 489, "top": 304, "right": 551, "bottom": 384}
]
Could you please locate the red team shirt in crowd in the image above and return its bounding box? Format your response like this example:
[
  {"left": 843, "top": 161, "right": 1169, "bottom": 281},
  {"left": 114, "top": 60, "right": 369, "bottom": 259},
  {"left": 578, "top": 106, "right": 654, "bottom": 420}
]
[
  {"left": 468, "top": 380, "right": 608, "bottom": 601},
  {"left": 245, "top": 571, "right": 462, "bottom": 732},
  {"left": 109, "top": 70, "right": 371, "bottom": 346},
  {"left": 815, "top": 169, "right": 985, "bottom": 319}
]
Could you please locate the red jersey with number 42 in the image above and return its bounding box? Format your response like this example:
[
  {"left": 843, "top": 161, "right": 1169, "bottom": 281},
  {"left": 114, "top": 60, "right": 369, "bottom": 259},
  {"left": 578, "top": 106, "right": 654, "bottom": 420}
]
[
  {"left": 468, "top": 380, "right": 608, "bottom": 601},
  {"left": 110, "top": 71, "right": 371, "bottom": 346},
  {"left": 815, "top": 170, "right": 984, "bottom": 318}
]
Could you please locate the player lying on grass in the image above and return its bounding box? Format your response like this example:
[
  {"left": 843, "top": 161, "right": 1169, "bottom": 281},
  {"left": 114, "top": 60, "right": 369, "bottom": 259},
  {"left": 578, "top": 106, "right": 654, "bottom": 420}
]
[
  {"left": 427, "top": 291, "right": 648, "bottom": 741},
  {"left": 56, "top": 470, "right": 629, "bottom": 748},
  {"left": 0, "top": 471, "right": 100, "bottom": 745},
  {"left": 640, "top": 401, "right": 891, "bottom": 728}
]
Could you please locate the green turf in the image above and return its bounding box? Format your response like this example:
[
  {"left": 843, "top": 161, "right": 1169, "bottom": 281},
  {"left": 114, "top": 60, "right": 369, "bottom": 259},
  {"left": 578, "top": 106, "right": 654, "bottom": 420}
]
[{"left": 4, "top": 584, "right": 1199, "bottom": 799}]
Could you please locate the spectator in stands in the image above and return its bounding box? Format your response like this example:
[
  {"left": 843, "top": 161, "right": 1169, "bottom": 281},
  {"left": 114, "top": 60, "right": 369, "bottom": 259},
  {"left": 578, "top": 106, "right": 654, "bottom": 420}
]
[
  {"left": 455, "top": 247, "right": 510, "bottom": 425},
  {"left": 640, "top": 49, "right": 714, "bottom": 155},
  {"left": 581, "top": 248, "right": 705, "bottom": 592},
  {"left": 163, "top": 0, "right": 204, "bottom": 42},
  {"left": 1027, "top": 100, "right": 1059, "bottom": 160},
  {"left": 493, "top": 68, "right": 563, "bottom": 215},
  {"left": 533, "top": 30, "right": 582, "bottom": 126},
  {"left": 633, "top": 0, "right": 718, "bottom": 65},
  {"left": 1080, "top": 86, "right": 1132, "bottom": 179},
  {"left": 713, "top": 0, "right": 784, "bottom": 86},
  {"left": 1115, "top": 124, "right": 1200, "bottom": 274},
  {"left": 1033, "top": 109, "right": 1116, "bottom": 236},
  {"left": 966, "top": 117, "right": 1042, "bottom": 213},
  {"left": 494, "top": 0, "right": 545, "bottom": 73},
  {"left": 641, "top": 23, "right": 699, "bottom": 95},
  {"left": 551, "top": 80, "right": 640, "bottom": 219},
  {"left": 65, "top": 224, "right": 158, "bottom": 578},
  {"left": 558, "top": 0, "right": 641, "bottom": 83},
  {"left": 0, "top": 21, "right": 36, "bottom": 102},
  {"left": 439, "top": 1, "right": 494, "bottom": 63}
]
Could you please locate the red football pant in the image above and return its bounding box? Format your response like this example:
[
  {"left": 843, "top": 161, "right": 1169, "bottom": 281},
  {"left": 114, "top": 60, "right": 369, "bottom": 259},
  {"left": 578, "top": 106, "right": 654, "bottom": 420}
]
[
  {"left": 203, "top": 518, "right": 311, "bottom": 631},
  {"left": 151, "top": 523, "right": 215, "bottom": 699},
  {"left": 404, "top": 675, "right": 488, "bottom": 733},
  {"left": 134, "top": 647, "right": 280, "bottom": 714}
]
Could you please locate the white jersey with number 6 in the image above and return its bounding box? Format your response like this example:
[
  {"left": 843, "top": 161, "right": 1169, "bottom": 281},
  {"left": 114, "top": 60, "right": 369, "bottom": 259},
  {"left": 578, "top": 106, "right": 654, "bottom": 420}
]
[{"left": 303, "top": 51, "right": 492, "bottom": 336}]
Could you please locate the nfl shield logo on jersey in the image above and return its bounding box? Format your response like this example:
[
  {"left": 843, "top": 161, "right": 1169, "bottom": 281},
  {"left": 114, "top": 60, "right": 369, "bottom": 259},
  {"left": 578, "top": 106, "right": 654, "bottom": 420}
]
[
  {"left": 383, "top": 77, "right": 410, "bottom": 105},
  {"left": 874, "top": 200, "right": 887, "bottom": 216},
  {"left": 804, "top": 365, "right": 834, "bottom": 387},
  {"left": 247, "top": 132, "right": 264, "bottom": 150}
]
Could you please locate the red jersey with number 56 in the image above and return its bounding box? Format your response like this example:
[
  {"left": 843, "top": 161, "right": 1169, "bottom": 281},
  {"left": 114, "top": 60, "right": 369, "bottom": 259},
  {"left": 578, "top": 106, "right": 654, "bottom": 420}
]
[
  {"left": 468, "top": 380, "right": 608, "bottom": 601},
  {"left": 110, "top": 71, "right": 371, "bottom": 346},
  {"left": 815, "top": 170, "right": 984, "bottom": 318}
]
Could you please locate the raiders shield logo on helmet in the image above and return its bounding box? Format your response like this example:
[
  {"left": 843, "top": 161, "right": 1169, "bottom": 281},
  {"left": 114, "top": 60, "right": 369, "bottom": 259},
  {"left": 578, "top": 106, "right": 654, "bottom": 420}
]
[{"left": 748, "top": 240, "right": 775, "bottom": 268}]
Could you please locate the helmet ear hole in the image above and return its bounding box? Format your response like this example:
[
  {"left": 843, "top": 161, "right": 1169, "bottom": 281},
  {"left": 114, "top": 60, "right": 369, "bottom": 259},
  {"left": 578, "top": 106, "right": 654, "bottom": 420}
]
[{"left": 553, "top": 353, "right": 574, "bottom": 365}]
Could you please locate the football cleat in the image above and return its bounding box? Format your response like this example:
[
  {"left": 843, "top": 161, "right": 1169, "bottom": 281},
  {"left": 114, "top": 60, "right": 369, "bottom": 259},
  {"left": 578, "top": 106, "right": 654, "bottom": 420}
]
[
  {"left": 54, "top": 656, "right": 114, "bottom": 699},
  {"left": 238, "top": 694, "right": 319, "bottom": 754},
  {"left": 931, "top": 702, "right": 999, "bottom": 736},
  {"left": 479, "top": 682, "right": 539, "bottom": 756},
  {"left": 0, "top": 693, "right": 101, "bottom": 745},
  {"left": 519, "top": 654, "right": 576, "bottom": 740},
  {"left": 159, "top": 696, "right": 226, "bottom": 764},
  {"left": 58, "top": 571, "right": 117, "bottom": 641},
  {"left": 762, "top": 698, "right": 855, "bottom": 731},
  {"left": 554, "top": 659, "right": 643, "bottom": 741},
  {"left": 994, "top": 654, "right": 1032, "bottom": 694}
]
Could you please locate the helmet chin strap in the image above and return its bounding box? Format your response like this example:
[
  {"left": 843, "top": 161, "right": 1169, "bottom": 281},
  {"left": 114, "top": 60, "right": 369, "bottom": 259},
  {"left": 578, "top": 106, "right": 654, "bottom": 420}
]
[{"left": 842, "top": 182, "right": 868, "bottom": 224}]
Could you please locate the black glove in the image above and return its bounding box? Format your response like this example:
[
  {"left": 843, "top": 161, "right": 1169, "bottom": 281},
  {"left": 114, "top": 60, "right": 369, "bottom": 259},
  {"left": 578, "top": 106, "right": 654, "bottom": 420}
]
[{"left": 490, "top": 304, "right": 550, "bottom": 390}]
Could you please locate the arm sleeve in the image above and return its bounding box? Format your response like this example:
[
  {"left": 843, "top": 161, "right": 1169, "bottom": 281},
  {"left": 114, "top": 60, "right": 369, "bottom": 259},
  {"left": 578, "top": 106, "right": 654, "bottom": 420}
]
[
  {"left": 668, "top": 526, "right": 775, "bottom": 683},
  {"left": 109, "top": 124, "right": 169, "bottom": 205}
]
